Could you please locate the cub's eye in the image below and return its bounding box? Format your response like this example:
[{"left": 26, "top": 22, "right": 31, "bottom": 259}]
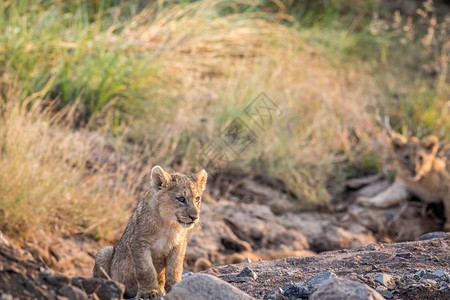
[
  {"left": 418, "top": 155, "right": 423, "bottom": 164},
  {"left": 403, "top": 155, "right": 410, "bottom": 161},
  {"left": 176, "top": 196, "right": 186, "bottom": 204}
]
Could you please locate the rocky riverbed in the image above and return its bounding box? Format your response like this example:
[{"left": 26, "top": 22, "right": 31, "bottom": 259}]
[{"left": 1, "top": 231, "right": 449, "bottom": 299}]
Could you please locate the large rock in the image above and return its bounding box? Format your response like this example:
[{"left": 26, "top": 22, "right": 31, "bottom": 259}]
[
  {"left": 310, "top": 278, "right": 384, "bottom": 300},
  {"left": 221, "top": 204, "right": 309, "bottom": 252},
  {"left": 71, "top": 277, "right": 124, "bottom": 300},
  {"left": 186, "top": 201, "right": 311, "bottom": 269},
  {"left": 165, "top": 274, "right": 254, "bottom": 300},
  {"left": 277, "top": 212, "right": 375, "bottom": 252}
]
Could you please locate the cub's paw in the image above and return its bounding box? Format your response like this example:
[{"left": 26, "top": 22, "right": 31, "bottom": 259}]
[
  {"left": 356, "top": 196, "right": 376, "bottom": 207},
  {"left": 138, "top": 288, "right": 163, "bottom": 299}
]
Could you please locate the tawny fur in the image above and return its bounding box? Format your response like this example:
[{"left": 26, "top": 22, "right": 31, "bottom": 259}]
[
  {"left": 357, "top": 133, "right": 450, "bottom": 231},
  {"left": 93, "top": 166, "right": 207, "bottom": 298}
]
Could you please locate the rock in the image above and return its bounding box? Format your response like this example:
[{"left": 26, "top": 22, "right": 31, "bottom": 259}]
[
  {"left": 282, "top": 271, "right": 337, "bottom": 299},
  {"left": 43, "top": 274, "right": 70, "bottom": 285},
  {"left": 430, "top": 269, "right": 447, "bottom": 280},
  {"left": 420, "top": 278, "right": 438, "bottom": 286},
  {"left": 58, "top": 285, "right": 88, "bottom": 300},
  {"left": 223, "top": 205, "right": 309, "bottom": 252},
  {"left": 165, "top": 274, "right": 254, "bottom": 300},
  {"left": 418, "top": 232, "right": 448, "bottom": 241},
  {"left": 375, "top": 274, "right": 395, "bottom": 289},
  {"left": 378, "top": 290, "right": 394, "bottom": 299},
  {"left": 237, "top": 267, "right": 257, "bottom": 280},
  {"left": 414, "top": 270, "right": 425, "bottom": 278},
  {"left": 242, "top": 257, "right": 252, "bottom": 264},
  {"left": 0, "top": 293, "right": 14, "bottom": 300},
  {"left": 71, "top": 277, "right": 124, "bottom": 300},
  {"left": 282, "top": 283, "right": 309, "bottom": 300},
  {"left": 182, "top": 272, "right": 194, "bottom": 278},
  {"left": 223, "top": 276, "right": 254, "bottom": 283},
  {"left": 310, "top": 278, "right": 384, "bottom": 300}
]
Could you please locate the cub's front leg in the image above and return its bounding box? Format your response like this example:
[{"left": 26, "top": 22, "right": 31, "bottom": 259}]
[
  {"left": 164, "top": 241, "right": 186, "bottom": 292},
  {"left": 129, "top": 241, "right": 163, "bottom": 299},
  {"left": 357, "top": 179, "right": 410, "bottom": 208}
]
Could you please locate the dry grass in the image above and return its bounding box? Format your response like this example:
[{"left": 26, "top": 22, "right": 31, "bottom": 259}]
[
  {"left": 0, "top": 92, "right": 144, "bottom": 241},
  {"left": 0, "top": 0, "right": 448, "bottom": 242}
]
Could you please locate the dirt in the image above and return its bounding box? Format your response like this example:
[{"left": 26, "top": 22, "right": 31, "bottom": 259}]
[
  {"left": 2, "top": 230, "right": 449, "bottom": 299},
  {"left": 204, "top": 234, "right": 450, "bottom": 299},
  {"left": 1, "top": 171, "right": 449, "bottom": 299}
]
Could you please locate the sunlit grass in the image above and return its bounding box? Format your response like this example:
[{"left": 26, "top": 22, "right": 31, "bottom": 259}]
[{"left": 0, "top": 0, "right": 448, "bottom": 241}]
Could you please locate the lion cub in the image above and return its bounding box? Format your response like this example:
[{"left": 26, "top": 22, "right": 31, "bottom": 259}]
[
  {"left": 93, "top": 166, "right": 207, "bottom": 298},
  {"left": 357, "top": 133, "right": 450, "bottom": 231}
]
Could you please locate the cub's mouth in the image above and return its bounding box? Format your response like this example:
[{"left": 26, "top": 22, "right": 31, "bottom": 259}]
[{"left": 177, "top": 218, "right": 195, "bottom": 228}]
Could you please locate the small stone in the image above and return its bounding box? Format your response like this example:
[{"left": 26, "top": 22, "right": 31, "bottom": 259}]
[
  {"left": 376, "top": 286, "right": 388, "bottom": 292},
  {"left": 0, "top": 293, "right": 13, "bottom": 300},
  {"left": 282, "top": 283, "right": 309, "bottom": 300},
  {"left": 282, "top": 271, "right": 337, "bottom": 299},
  {"left": 420, "top": 278, "right": 437, "bottom": 286},
  {"left": 242, "top": 257, "right": 252, "bottom": 264},
  {"left": 375, "top": 274, "right": 395, "bottom": 289},
  {"left": 237, "top": 267, "right": 257, "bottom": 280},
  {"left": 304, "top": 271, "right": 337, "bottom": 288},
  {"left": 414, "top": 270, "right": 425, "bottom": 278},
  {"left": 395, "top": 252, "right": 412, "bottom": 259},
  {"left": 58, "top": 285, "right": 88, "bottom": 300},
  {"left": 431, "top": 269, "right": 447, "bottom": 279},
  {"left": 418, "top": 232, "right": 447, "bottom": 241},
  {"left": 41, "top": 268, "right": 53, "bottom": 276},
  {"left": 71, "top": 277, "right": 124, "bottom": 299},
  {"left": 379, "top": 290, "right": 394, "bottom": 299},
  {"left": 43, "top": 275, "right": 69, "bottom": 285},
  {"left": 222, "top": 275, "right": 253, "bottom": 283},
  {"left": 182, "top": 272, "right": 194, "bottom": 278}
]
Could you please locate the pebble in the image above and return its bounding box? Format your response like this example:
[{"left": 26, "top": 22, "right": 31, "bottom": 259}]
[
  {"left": 414, "top": 270, "right": 425, "bottom": 278},
  {"left": 431, "top": 269, "right": 447, "bottom": 279},
  {"left": 379, "top": 290, "right": 394, "bottom": 299},
  {"left": 418, "top": 231, "right": 447, "bottom": 241},
  {"left": 182, "top": 272, "right": 194, "bottom": 278},
  {"left": 282, "top": 271, "right": 337, "bottom": 299},
  {"left": 420, "top": 278, "right": 437, "bottom": 286},
  {"left": 237, "top": 267, "right": 257, "bottom": 280},
  {"left": 222, "top": 276, "right": 254, "bottom": 283},
  {"left": 58, "top": 285, "right": 88, "bottom": 300},
  {"left": 43, "top": 274, "right": 69, "bottom": 285},
  {"left": 375, "top": 274, "right": 395, "bottom": 289},
  {"left": 242, "top": 257, "right": 252, "bottom": 264}
]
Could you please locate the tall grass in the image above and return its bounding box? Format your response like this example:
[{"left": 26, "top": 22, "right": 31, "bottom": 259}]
[{"left": 0, "top": 0, "right": 448, "bottom": 241}]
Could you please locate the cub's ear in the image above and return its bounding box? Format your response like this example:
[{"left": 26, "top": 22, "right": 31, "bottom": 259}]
[
  {"left": 151, "top": 166, "right": 171, "bottom": 190},
  {"left": 421, "top": 135, "right": 439, "bottom": 154},
  {"left": 391, "top": 132, "right": 407, "bottom": 151},
  {"left": 196, "top": 169, "right": 208, "bottom": 192}
]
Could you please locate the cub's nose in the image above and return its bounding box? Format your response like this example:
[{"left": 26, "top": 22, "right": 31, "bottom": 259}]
[{"left": 189, "top": 215, "right": 199, "bottom": 222}]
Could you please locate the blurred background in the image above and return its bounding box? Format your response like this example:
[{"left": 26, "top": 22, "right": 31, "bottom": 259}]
[{"left": 0, "top": 0, "right": 448, "bottom": 276}]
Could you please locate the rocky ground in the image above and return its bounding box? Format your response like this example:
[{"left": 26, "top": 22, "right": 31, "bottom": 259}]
[
  {"left": 1, "top": 156, "right": 449, "bottom": 299},
  {"left": 1, "top": 230, "right": 449, "bottom": 299},
  {"left": 185, "top": 173, "right": 445, "bottom": 271},
  {"left": 205, "top": 232, "right": 450, "bottom": 299}
]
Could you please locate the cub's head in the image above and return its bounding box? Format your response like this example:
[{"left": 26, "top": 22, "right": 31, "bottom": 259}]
[
  {"left": 150, "top": 166, "right": 207, "bottom": 229},
  {"left": 391, "top": 133, "right": 439, "bottom": 181}
]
